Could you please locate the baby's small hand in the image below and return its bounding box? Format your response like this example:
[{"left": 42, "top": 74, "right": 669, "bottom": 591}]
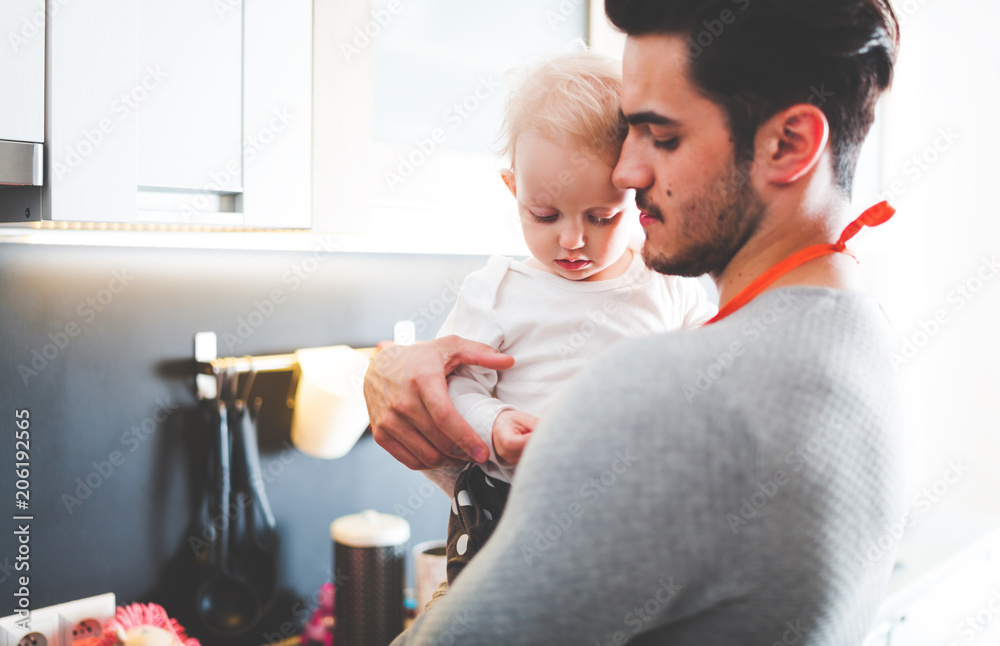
[{"left": 492, "top": 410, "right": 539, "bottom": 467}]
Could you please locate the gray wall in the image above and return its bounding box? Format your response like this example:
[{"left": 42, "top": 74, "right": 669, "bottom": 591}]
[{"left": 0, "top": 241, "right": 485, "bottom": 645}]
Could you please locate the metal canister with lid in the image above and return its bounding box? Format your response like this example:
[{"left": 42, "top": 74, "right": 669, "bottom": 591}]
[{"left": 331, "top": 510, "right": 411, "bottom": 646}]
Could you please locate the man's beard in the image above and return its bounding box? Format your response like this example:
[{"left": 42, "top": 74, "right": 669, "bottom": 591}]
[{"left": 638, "top": 162, "right": 766, "bottom": 279}]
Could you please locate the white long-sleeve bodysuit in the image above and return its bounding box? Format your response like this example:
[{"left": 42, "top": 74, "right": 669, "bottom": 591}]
[{"left": 435, "top": 251, "right": 716, "bottom": 485}]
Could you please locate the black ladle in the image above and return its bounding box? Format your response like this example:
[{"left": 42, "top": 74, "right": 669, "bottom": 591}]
[
  {"left": 231, "top": 397, "right": 279, "bottom": 611},
  {"left": 196, "top": 396, "right": 262, "bottom": 636}
]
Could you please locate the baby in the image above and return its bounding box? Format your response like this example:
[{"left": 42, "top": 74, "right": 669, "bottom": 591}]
[{"left": 432, "top": 51, "right": 717, "bottom": 592}]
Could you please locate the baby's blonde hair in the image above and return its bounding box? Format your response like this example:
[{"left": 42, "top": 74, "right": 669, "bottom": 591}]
[{"left": 500, "top": 51, "right": 626, "bottom": 169}]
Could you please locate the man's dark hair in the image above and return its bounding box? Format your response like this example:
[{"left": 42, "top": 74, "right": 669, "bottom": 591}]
[{"left": 605, "top": 0, "right": 899, "bottom": 194}]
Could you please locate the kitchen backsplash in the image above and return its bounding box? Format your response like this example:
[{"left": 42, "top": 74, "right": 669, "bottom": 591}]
[{"left": 0, "top": 241, "right": 488, "bottom": 645}]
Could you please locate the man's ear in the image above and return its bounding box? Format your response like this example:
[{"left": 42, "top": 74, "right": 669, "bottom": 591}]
[
  {"left": 756, "top": 104, "right": 830, "bottom": 185},
  {"left": 500, "top": 169, "right": 517, "bottom": 197}
]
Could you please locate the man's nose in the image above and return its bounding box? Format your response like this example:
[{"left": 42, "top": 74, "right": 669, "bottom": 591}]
[{"left": 613, "top": 133, "right": 652, "bottom": 191}]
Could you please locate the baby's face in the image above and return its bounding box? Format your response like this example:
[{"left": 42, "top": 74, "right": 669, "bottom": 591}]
[{"left": 509, "top": 134, "right": 635, "bottom": 282}]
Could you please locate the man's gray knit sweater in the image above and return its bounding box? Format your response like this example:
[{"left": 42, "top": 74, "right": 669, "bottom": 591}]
[{"left": 393, "top": 287, "right": 907, "bottom": 645}]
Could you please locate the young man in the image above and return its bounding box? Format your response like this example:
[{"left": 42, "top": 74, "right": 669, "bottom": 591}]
[{"left": 369, "top": 1, "right": 906, "bottom": 643}]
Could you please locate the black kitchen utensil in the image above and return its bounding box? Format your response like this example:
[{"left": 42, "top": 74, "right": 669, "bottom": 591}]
[
  {"left": 194, "top": 405, "right": 216, "bottom": 571},
  {"left": 195, "top": 391, "right": 262, "bottom": 637},
  {"left": 230, "top": 396, "right": 279, "bottom": 612}
]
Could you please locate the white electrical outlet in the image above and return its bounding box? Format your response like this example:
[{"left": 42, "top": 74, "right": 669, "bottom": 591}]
[
  {"left": 0, "top": 608, "right": 60, "bottom": 646},
  {"left": 48, "top": 594, "right": 115, "bottom": 646},
  {"left": 0, "top": 593, "right": 115, "bottom": 646}
]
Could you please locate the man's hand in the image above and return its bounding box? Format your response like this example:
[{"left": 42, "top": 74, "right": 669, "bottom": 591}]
[
  {"left": 363, "top": 335, "right": 515, "bottom": 470},
  {"left": 492, "top": 410, "right": 538, "bottom": 467}
]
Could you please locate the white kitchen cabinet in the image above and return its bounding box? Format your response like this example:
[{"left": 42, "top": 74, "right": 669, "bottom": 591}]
[
  {"left": 44, "top": 0, "right": 138, "bottom": 223},
  {"left": 0, "top": 0, "right": 311, "bottom": 228},
  {"left": 136, "top": 0, "right": 243, "bottom": 193},
  {"left": 242, "top": 0, "right": 312, "bottom": 229},
  {"left": 0, "top": 0, "right": 44, "bottom": 144}
]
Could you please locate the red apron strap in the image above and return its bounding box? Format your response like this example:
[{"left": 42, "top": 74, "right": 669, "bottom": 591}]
[
  {"left": 835, "top": 200, "right": 895, "bottom": 250},
  {"left": 704, "top": 202, "right": 895, "bottom": 325}
]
